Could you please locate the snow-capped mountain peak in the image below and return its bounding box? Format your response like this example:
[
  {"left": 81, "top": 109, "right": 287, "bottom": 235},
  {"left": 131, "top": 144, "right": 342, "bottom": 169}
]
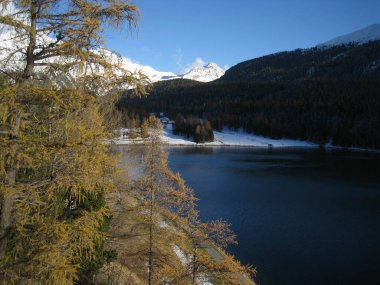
[
  {"left": 117, "top": 60, "right": 225, "bottom": 83},
  {"left": 120, "top": 58, "right": 177, "bottom": 82},
  {"left": 180, "top": 62, "right": 225, "bottom": 82},
  {"left": 205, "top": 62, "right": 218, "bottom": 68},
  {"left": 0, "top": 9, "right": 223, "bottom": 84},
  {"left": 0, "top": 4, "right": 224, "bottom": 84},
  {"left": 318, "top": 23, "right": 380, "bottom": 47}
]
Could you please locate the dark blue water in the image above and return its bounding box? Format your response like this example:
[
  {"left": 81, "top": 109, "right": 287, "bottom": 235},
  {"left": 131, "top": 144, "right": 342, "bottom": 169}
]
[{"left": 165, "top": 147, "right": 380, "bottom": 285}]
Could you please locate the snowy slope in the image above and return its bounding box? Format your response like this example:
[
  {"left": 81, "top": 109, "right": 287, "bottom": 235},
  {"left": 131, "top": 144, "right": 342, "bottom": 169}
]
[
  {"left": 117, "top": 56, "right": 177, "bottom": 82},
  {"left": 180, "top": 62, "right": 225, "bottom": 82},
  {"left": 123, "top": 61, "right": 226, "bottom": 83},
  {"left": 113, "top": 124, "right": 317, "bottom": 148},
  {"left": 0, "top": 31, "right": 177, "bottom": 83},
  {"left": 0, "top": 4, "right": 221, "bottom": 84},
  {"left": 0, "top": 27, "right": 222, "bottom": 83},
  {"left": 318, "top": 24, "right": 380, "bottom": 47}
]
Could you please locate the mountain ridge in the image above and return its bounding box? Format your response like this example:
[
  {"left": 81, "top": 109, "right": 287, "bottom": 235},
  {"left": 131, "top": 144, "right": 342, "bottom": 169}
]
[
  {"left": 0, "top": 27, "right": 224, "bottom": 83},
  {"left": 118, "top": 34, "right": 380, "bottom": 150},
  {"left": 318, "top": 23, "right": 380, "bottom": 47},
  {"left": 114, "top": 57, "right": 225, "bottom": 83},
  {"left": 219, "top": 39, "right": 380, "bottom": 82},
  {"left": 180, "top": 62, "right": 225, "bottom": 82}
]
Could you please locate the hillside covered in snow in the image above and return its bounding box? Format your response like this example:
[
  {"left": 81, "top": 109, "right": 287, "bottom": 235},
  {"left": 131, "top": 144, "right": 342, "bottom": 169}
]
[
  {"left": 114, "top": 124, "right": 318, "bottom": 148},
  {"left": 0, "top": 22, "right": 224, "bottom": 84},
  {"left": 180, "top": 62, "right": 225, "bottom": 82},
  {"left": 318, "top": 23, "right": 380, "bottom": 47}
]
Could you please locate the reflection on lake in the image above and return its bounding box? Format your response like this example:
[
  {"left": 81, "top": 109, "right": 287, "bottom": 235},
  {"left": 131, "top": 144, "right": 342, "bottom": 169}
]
[{"left": 113, "top": 145, "right": 380, "bottom": 285}]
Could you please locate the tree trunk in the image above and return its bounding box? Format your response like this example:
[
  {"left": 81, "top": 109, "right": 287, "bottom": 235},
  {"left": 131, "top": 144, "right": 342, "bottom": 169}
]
[
  {"left": 0, "top": 195, "right": 17, "bottom": 258},
  {"left": 0, "top": 1, "right": 38, "bottom": 258},
  {"left": 148, "top": 184, "right": 154, "bottom": 285},
  {"left": 22, "top": 1, "right": 38, "bottom": 80},
  {"left": 0, "top": 81, "right": 24, "bottom": 258},
  {"left": 0, "top": 158, "right": 17, "bottom": 258},
  {"left": 192, "top": 245, "right": 198, "bottom": 285},
  {"left": 0, "top": 114, "right": 21, "bottom": 257}
]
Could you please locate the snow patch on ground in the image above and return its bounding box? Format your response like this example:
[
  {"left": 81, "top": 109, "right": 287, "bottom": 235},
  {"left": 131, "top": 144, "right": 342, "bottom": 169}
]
[
  {"left": 171, "top": 245, "right": 213, "bottom": 285},
  {"left": 113, "top": 124, "right": 318, "bottom": 148},
  {"left": 159, "top": 220, "right": 178, "bottom": 233},
  {"left": 172, "top": 245, "right": 189, "bottom": 267}
]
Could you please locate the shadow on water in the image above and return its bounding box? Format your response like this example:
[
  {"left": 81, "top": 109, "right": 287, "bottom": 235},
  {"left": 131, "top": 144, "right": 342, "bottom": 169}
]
[
  {"left": 164, "top": 147, "right": 380, "bottom": 285},
  {"left": 112, "top": 145, "right": 380, "bottom": 285}
]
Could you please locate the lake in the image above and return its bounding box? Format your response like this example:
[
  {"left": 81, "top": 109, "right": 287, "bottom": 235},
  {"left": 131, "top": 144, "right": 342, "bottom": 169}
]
[{"left": 114, "top": 145, "right": 380, "bottom": 285}]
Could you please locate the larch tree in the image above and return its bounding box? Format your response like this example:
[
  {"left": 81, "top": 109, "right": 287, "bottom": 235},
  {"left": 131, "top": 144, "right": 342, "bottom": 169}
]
[
  {"left": 181, "top": 209, "right": 256, "bottom": 285},
  {"left": 133, "top": 116, "right": 181, "bottom": 284},
  {"left": 129, "top": 117, "right": 256, "bottom": 285},
  {"left": 0, "top": 0, "right": 149, "bottom": 92},
  {"left": 164, "top": 162, "right": 256, "bottom": 284},
  {"left": 0, "top": 0, "right": 148, "bottom": 284}
]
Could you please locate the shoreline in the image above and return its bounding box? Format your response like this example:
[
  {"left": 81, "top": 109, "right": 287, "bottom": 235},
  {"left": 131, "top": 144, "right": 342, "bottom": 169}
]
[
  {"left": 110, "top": 126, "right": 380, "bottom": 154},
  {"left": 109, "top": 139, "right": 380, "bottom": 154},
  {"left": 107, "top": 125, "right": 380, "bottom": 154},
  {"left": 113, "top": 126, "right": 318, "bottom": 148},
  {"left": 109, "top": 141, "right": 380, "bottom": 155}
]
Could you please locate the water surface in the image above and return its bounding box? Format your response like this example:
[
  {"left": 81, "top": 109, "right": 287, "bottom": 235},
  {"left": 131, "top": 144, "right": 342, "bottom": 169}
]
[{"left": 164, "top": 147, "right": 380, "bottom": 285}]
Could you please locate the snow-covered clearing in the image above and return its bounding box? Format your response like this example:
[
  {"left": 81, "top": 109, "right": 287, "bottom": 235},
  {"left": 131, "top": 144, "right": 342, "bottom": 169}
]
[{"left": 112, "top": 123, "right": 318, "bottom": 148}]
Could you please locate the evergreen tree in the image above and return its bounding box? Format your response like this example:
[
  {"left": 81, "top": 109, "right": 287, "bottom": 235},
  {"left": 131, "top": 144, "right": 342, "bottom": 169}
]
[{"left": 140, "top": 118, "right": 150, "bottom": 138}]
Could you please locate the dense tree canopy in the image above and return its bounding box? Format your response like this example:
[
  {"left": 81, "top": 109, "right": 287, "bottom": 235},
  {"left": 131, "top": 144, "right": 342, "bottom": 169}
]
[
  {"left": 119, "top": 40, "right": 380, "bottom": 149},
  {"left": 0, "top": 0, "right": 147, "bottom": 283},
  {"left": 221, "top": 40, "right": 380, "bottom": 82}
]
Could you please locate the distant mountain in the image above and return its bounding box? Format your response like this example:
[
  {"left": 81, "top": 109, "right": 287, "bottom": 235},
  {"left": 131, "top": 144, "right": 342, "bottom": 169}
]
[
  {"left": 119, "top": 40, "right": 380, "bottom": 149},
  {"left": 0, "top": 30, "right": 178, "bottom": 83},
  {"left": 117, "top": 56, "right": 178, "bottom": 83},
  {"left": 0, "top": 29, "right": 223, "bottom": 83},
  {"left": 318, "top": 24, "right": 380, "bottom": 47},
  {"left": 180, "top": 62, "right": 225, "bottom": 82},
  {"left": 137, "top": 62, "right": 225, "bottom": 83},
  {"left": 219, "top": 40, "right": 380, "bottom": 82}
]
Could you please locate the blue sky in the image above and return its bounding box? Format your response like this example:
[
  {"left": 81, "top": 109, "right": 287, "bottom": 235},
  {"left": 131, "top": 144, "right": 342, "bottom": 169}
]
[{"left": 105, "top": 0, "right": 380, "bottom": 73}]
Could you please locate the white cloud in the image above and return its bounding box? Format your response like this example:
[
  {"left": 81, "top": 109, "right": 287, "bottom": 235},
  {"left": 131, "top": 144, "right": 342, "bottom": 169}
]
[
  {"left": 224, "top": 64, "right": 230, "bottom": 71},
  {"left": 172, "top": 48, "right": 183, "bottom": 69},
  {"left": 182, "top": 57, "right": 206, "bottom": 74}
]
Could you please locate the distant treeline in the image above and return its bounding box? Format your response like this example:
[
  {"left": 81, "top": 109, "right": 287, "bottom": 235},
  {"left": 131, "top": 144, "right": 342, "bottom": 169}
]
[
  {"left": 118, "top": 79, "right": 380, "bottom": 149},
  {"left": 118, "top": 41, "right": 380, "bottom": 149},
  {"left": 221, "top": 40, "right": 380, "bottom": 82},
  {"left": 174, "top": 114, "right": 214, "bottom": 143}
]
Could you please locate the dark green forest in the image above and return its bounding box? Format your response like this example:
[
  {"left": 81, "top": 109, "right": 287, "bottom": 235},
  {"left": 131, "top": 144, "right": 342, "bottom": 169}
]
[
  {"left": 221, "top": 40, "right": 380, "bottom": 82},
  {"left": 118, "top": 41, "right": 380, "bottom": 149},
  {"left": 173, "top": 114, "right": 214, "bottom": 143}
]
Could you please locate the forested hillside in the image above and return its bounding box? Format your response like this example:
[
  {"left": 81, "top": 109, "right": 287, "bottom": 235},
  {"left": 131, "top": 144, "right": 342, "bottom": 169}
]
[
  {"left": 220, "top": 40, "right": 380, "bottom": 82},
  {"left": 118, "top": 41, "right": 380, "bottom": 149}
]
